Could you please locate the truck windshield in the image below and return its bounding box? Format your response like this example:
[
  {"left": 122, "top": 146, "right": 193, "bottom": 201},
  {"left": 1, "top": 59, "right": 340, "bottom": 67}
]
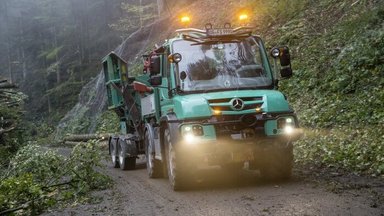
[{"left": 172, "top": 37, "right": 273, "bottom": 92}]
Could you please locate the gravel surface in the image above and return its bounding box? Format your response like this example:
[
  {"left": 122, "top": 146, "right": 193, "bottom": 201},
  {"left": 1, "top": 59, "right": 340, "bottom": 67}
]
[{"left": 43, "top": 148, "right": 384, "bottom": 216}]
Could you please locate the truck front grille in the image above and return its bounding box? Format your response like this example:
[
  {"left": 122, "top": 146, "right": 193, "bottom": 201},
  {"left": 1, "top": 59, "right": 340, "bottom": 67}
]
[{"left": 208, "top": 97, "right": 263, "bottom": 112}]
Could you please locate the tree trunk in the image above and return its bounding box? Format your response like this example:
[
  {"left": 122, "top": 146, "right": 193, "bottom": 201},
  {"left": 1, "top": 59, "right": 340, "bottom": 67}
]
[
  {"left": 19, "top": 15, "right": 27, "bottom": 81},
  {"left": 3, "top": 1, "right": 13, "bottom": 83},
  {"left": 157, "top": 0, "right": 165, "bottom": 16},
  {"left": 53, "top": 25, "right": 61, "bottom": 84}
]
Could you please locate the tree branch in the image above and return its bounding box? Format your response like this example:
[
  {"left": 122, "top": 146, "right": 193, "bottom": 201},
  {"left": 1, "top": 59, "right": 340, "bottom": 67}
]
[
  {"left": 0, "top": 83, "right": 17, "bottom": 89},
  {"left": 0, "top": 126, "right": 16, "bottom": 135}
]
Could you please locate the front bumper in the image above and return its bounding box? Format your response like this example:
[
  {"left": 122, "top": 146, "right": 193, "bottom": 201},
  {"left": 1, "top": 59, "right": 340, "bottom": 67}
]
[{"left": 177, "top": 130, "right": 302, "bottom": 167}]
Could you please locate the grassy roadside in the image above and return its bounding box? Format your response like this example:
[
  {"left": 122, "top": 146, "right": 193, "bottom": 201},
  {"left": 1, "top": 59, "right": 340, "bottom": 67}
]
[{"left": 254, "top": 0, "right": 384, "bottom": 176}]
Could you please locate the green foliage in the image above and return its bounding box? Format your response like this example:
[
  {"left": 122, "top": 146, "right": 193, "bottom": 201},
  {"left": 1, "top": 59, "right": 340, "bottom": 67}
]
[
  {"left": 0, "top": 173, "right": 50, "bottom": 215},
  {"left": 38, "top": 46, "right": 64, "bottom": 61},
  {"left": 110, "top": 1, "right": 158, "bottom": 37},
  {"left": 8, "top": 145, "right": 65, "bottom": 183},
  {"left": 0, "top": 141, "right": 112, "bottom": 215},
  {"left": 0, "top": 80, "right": 27, "bottom": 166},
  {"left": 255, "top": 0, "right": 384, "bottom": 176},
  {"left": 45, "top": 81, "right": 84, "bottom": 121},
  {"left": 69, "top": 140, "right": 111, "bottom": 192},
  {"left": 295, "top": 126, "right": 384, "bottom": 175},
  {"left": 30, "top": 122, "right": 55, "bottom": 145},
  {"left": 0, "top": 0, "right": 125, "bottom": 124},
  {"left": 95, "top": 110, "right": 120, "bottom": 134}
]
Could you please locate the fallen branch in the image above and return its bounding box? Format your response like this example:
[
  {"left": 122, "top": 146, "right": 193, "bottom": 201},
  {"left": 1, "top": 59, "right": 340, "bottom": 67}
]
[
  {"left": 42, "top": 180, "right": 76, "bottom": 190},
  {"left": 0, "top": 89, "right": 17, "bottom": 94},
  {"left": 0, "top": 202, "right": 30, "bottom": 215},
  {"left": 0, "top": 126, "right": 16, "bottom": 135}
]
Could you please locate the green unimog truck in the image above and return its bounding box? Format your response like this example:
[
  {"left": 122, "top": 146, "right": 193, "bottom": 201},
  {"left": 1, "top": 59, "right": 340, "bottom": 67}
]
[{"left": 102, "top": 21, "right": 301, "bottom": 190}]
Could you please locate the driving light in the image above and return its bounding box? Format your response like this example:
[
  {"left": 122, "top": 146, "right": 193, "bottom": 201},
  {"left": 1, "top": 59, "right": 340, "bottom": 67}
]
[
  {"left": 255, "top": 107, "right": 262, "bottom": 113},
  {"left": 184, "top": 133, "right": 196, "bottom": 144},
  {"left": 284, "top": 125, "right": 294, "bottom": 134}
]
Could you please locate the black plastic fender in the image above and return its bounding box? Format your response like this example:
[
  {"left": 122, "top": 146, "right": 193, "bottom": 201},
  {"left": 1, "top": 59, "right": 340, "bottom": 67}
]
[{"left": 159, "top": 114, "right": 182, "bottom": 151}]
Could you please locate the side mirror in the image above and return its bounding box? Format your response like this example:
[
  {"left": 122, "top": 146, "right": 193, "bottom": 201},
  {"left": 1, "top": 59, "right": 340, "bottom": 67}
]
[
  {"left": 271, "top": 46, "right": 293, "bottom": 79},
  {"left": 149, "top": 75, "right": 162, "bottom": 86},
  {"left": 280, "top": 67, "right": 292, "bottom": 78},
  {"left": 150, "top": 55, "right": 161, "bottom": 75}
]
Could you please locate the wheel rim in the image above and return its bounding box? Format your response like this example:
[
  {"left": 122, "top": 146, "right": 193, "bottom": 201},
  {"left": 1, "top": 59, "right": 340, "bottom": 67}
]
[
  {"left": 119, "top": 142, "right": 124, "bottom": 165},
  {"left": 111, "top": 142, "right": 117, "bottom": 164},
  {"left": 169, "top": 146, "right": 175, "bottom": 178},
  {"left": 146, "top": 133, "right": 154, "bottom": 169},
  {"left": 168, "top": 133, "right": 176, "bottom": 181},
  {"left": 119, "top": 152, "right": 124, "bottom": 165}
]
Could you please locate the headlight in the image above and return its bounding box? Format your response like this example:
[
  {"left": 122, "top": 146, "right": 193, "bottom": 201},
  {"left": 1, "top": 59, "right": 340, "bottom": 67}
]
[
  {"left": 182, "top": 125, "right": 204, "bottom": 136},
  {"left": 277, "top": 117, "right": 295, "bottom": 135},
  {"left": 184, "top": 133, "right": 197, "bottom": 144},
  {"left": 284, "top": 125, "right": 294, "bottom": 134},
  {"left": 181, "top": 125, "right": 204, "bottom": 144}
]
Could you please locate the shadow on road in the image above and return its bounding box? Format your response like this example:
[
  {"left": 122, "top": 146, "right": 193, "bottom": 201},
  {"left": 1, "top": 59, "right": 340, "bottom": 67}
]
[
  {"left": 186, "top": 167, "right": 302, "bottom": 191},
  {"left": 131, "top": 160, "right": 302, "bottom": 191}
]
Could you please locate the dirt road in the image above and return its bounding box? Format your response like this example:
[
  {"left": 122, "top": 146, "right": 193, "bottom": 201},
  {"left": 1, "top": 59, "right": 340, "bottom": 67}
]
[{"left": 44, "top": 149, "right": 384, "bottom": 216}]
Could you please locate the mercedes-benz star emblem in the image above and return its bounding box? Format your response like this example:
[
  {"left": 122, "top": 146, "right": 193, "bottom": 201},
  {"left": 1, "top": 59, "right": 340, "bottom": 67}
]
[{"left": 230, "top": 98, "right": 244, "bottom": 111}]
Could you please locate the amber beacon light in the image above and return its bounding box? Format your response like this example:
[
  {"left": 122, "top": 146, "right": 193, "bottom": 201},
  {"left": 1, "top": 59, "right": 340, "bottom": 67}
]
[
  {"left": 180, "top": 15, "right": 191, "bottom": 24},
  {"left": 239, "top": 13, "right": 249, "bottom": 21}
]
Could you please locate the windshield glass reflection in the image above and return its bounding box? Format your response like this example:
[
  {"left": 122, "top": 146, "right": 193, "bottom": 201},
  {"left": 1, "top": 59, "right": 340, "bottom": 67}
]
[{"left": 172, "top": 37, "right": 272, "bottom": 92}]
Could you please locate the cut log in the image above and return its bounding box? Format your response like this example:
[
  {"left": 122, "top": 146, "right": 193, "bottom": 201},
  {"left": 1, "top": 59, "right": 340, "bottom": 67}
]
[
  {"left": 64, "top": 133, "right": 111, "bottom": 142},
  {"left": 64, "top": 140, "right": 108, "bottom": 148},
  {"left": 0, "top": 83, "right": 17, "bottom": 89},
  {"left": 64, "top": 141, "right": 86, "bottom": 147}
]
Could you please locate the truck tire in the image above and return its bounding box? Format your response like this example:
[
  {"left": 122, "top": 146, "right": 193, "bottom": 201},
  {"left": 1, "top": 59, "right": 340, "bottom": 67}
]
[
  {"left": 118, "top": 138, "right": 136, "bottom": 170},
  {"left": 110, "top": 137, "right": 120, "bottom": 168},
  {"left": 165, "top": 128, "right": 190, "bottom": 191},
  {"left": 145, "top": 130, "right": 163, "bottom": 178},
  {"left": 260, "top": 144, "right": 293, "bottom": 181}
]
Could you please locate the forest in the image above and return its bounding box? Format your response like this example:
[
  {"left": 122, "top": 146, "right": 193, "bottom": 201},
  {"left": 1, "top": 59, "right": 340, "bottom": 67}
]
[{"left": 0, "top": 0, "right": 383, "bottom": 214}]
